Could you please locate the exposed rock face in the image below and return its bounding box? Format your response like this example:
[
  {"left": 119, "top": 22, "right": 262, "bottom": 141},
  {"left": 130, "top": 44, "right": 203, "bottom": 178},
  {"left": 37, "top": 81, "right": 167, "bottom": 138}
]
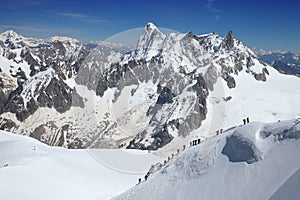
[
  {"left": 204, "top": 65, "right": 218, "bottom": 91},
  {"left": 127, "top": 128, "right": 174, "bottom": 150},
  {"left": 0, "top": 78, "right": 7, "bottom": 113},
  {"left": 38, "top": 78, "right": 73, "bottom": 112},
  {"left": 156, "top": 86, "right": 175, "bottom": 105},
  {"left": 0, "top": 32, "right": 89, "bottom": 122},
  {"left": 3, "top": 70, "right": 76, "bottom": 121},
  {"left": 92, "top": 25, "right": 270, "bottom": 150},
  {"left": 192, "top": 76, "right": 209, "bottom": 120},
  {"left": 223, "top": 74, "right": 236, "bottom": 88},
  {"left": 76, "top": 50, "right": 105, "bottom": 91},
  {"left": 21, "top": 50, "right": 39, "bottom": 67},
  {"left": 0, "top": 117, "right": 17, "bottom": 132}
]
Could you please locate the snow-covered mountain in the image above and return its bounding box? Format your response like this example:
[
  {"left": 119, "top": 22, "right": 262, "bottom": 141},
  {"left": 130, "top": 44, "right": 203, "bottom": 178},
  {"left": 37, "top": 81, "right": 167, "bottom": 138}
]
[
  {"left": 0, "top": 30, "right": 125, "bottom": 148},
  {"left": 115, "top": 118, "right": 300, "bottom": 200},
  {"left": 0, "top": 23, "right": 300, "bottom": 151}
]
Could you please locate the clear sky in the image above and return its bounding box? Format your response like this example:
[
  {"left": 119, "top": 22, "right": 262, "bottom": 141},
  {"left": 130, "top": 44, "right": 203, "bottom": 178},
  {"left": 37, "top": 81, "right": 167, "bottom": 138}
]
[{"left": 0, "top": 0, "right": 299, "bottom": 51}]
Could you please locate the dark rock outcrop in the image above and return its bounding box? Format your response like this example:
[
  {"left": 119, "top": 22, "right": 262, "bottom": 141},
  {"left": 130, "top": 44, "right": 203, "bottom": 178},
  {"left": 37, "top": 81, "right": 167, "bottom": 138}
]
[
  {"left": 222, "top": 133, "right": 262, "bottom": 164},
  {"left": 222, "top": 30, "right": 235, "bottom": 50},
  {"left": 156, "top": 86, "right": 175, "bottom": 105},
  {"left": 40, "top": 78, "right": 72, "bottom": 113},
  {"left": 223, "top": 74, "right": 236, "bottom": 88},
  {"left": 127, "top": 128, "right": 174, "bottom": 150},
  {"left": 0, "top": 117, "right": 17, "bottom": 132}
]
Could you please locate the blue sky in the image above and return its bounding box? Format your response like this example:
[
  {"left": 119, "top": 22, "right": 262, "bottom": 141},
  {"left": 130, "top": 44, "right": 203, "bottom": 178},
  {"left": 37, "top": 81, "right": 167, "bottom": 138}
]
[{"left": 0, "top": 0, "right": 299, "bottom": 51}]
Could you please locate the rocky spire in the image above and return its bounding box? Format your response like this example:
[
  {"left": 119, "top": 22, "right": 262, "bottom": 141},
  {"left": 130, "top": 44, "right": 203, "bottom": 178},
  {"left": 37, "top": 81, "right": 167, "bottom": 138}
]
[{"left": 222, "top": 30, "right": 235, "bottom": 50}]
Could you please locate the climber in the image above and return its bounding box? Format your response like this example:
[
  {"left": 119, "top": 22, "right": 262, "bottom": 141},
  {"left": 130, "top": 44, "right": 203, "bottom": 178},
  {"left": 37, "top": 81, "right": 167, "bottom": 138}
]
[
  {"left": 243, "top": 118, "right": 246, "bottom": 125},
  {"left": 247, "top": 117, "right": 250, "bottom": 123}
]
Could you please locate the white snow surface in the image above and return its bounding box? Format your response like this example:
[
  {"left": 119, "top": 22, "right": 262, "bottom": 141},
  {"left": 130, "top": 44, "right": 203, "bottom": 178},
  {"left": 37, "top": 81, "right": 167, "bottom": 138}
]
[
  {"left": 222, "top": 66, "right": 300, "bottom": 129},
  {"left": 115, "top": 118, "right": 300, "bottom": 200},
  {"left": 0, "top": 130, "right": 163, "bottom": 200}
]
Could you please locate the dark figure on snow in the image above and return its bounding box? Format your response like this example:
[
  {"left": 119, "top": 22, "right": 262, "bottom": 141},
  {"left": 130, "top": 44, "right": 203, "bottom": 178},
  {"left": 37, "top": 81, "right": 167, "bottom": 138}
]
[
  {"left": 247, "top": 117, "right": 250, "bottom": 123},
  {"left": 243, "top": 118, "right": 246, "bottom": 125}
]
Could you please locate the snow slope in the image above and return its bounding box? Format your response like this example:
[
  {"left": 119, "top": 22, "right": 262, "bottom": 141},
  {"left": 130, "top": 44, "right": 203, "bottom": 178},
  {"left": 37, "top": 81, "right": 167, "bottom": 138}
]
[
  {"left": 221, "top": 66, "right": 300, "bottom": 129},
  {"left": 0, "top": 130, "right": 163, "bottom": 200},
  {"left": 115, "top": 118, "right": 300, "bottom": 200}
]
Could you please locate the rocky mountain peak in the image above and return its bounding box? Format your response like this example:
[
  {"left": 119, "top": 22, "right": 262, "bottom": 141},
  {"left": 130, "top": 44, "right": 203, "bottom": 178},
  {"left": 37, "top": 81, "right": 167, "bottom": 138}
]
[
  {"left": 135, "top": 22, "right": 166, "bottom": 58},
  {"left": 0, "top": 30, "right": 22, "bottom": 40}
]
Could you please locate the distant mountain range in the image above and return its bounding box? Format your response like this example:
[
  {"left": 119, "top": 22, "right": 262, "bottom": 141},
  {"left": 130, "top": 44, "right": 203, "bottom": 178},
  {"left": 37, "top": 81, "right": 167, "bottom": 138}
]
[{"left": 255, "top": 49, "right": 300, "bottom": 77}]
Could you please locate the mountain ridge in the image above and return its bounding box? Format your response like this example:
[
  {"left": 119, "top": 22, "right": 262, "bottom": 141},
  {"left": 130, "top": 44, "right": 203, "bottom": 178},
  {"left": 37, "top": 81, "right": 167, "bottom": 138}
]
[{"left": 0, "top": 23, "right": 300, "bottom": 151}]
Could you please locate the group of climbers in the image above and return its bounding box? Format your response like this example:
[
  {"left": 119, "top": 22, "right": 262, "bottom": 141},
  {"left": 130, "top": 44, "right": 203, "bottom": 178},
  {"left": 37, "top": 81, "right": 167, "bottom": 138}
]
[
  {"left": 138, "top": 170, "right": 150, "bottom": 184},
  {"left": 190, "top": 138, "right": 201, "bottom": 146},
  {"left": 243, "top": 117, "right": 250, "bottom": 125},
  {"left": 216, "top": 129, "right": 223, "bottom": 135}
]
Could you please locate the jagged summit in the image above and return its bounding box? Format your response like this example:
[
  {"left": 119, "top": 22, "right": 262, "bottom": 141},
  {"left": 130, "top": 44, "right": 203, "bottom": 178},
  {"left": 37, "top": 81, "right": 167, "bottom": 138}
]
[
  {"left": 135, "top": 22, "right": 166, "bottom": 58},
  {"left": 221, "top": 30, "right": 235, "bottom": 50},
  {"left": 133, "top": 23, "right": 246, "bottom": 65}
]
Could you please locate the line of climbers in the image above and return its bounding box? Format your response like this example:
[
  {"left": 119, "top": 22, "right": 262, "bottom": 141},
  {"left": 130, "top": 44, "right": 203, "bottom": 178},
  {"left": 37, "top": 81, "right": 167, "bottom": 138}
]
[
  {"left": 138, "top": 117, "right": 254, "bottom": 184},
  {"left": 138, "top": 144, "right": 186, "bottom": 184}
]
